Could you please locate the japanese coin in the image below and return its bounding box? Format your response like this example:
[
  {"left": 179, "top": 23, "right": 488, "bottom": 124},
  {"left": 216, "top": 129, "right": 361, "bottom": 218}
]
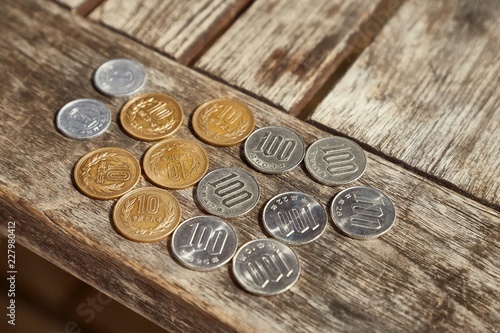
[
  {"left": 305, "top": 137, "right": 367, "bottom": 185},
  {"left": 74, "top": 147, "right": 141, "bottom": 200},
  {"left": 196, "top": 168, "right": 260, "bottom": 218},
  {"left": 113, "top": 187, "right": 182, "bottom": 242},
  {"left": 243, "top": 126, "right": 305, "bottom": 174},
  {"left": 232, "top": 239, "right": 300, "bottom": 296},
  {"left": 263, "top": 192, "right": 327, "bottom": 245},
  {"left": 171, "top": 216, "right": 238, "bottom": 270},
  {"left": 330, "top": 186, "right": 396, "bottom": 240},
  {"left": 56, "top": 99, "right": 111, "bottom": 139},
  {"left": 192, "top": 98, "right": 255, "bottom": 146},
  {"left": 143, "top": 138, "right": 209, "bottom": 189},
  {"left": 120, "top": 93, "right": 184, "bottom": 141},
  {"left": 93, "top": 59, "right": 146, "bottom": 96}
]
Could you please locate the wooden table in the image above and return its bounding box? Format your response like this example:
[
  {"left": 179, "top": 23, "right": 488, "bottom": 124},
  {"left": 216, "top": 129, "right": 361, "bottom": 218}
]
[{"left": 1, "top": 0, "right": 499, "bottom": 332}]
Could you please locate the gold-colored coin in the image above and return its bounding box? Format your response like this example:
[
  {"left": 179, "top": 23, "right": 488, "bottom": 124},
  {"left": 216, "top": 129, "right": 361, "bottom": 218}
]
[
  {"left": 120, "top": 93, "right": 184, "bottom": 141},
  {"left": 143, "top": 138, "right": 209, "bottom": 189},
  {"left": 192, "top": 98, "right": 255, "bottom": 146},
  {"left": 74, "top": 147, "right": 141, "bottom": 200},
  {"left": 113, "top": 187, "right": 182, "bottom": 242}
]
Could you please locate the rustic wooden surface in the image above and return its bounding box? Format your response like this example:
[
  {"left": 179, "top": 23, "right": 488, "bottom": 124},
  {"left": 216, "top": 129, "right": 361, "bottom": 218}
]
[
  {"left": 195, "top": 0, "right": 404, "bottom": 114},
  {"left": 89, "top": 0, "right": 251, "bottom": 64},
  {"left": 309, "top": 0, "right": 500, "bottom": 209},
  {"left": 0, "top": 237, "right": 166, "bottom": 332},
  {"left": 1, "top": 0, "right": 499, "bottom": 332},
  {"left": 53, "top": 0, "right": 85, "bottom": 8}
]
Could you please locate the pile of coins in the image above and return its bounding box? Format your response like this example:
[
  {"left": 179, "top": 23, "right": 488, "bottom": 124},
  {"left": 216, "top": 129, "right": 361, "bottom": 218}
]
[{"left": 57, "top": 59, "right": 396, "bottom": 296}]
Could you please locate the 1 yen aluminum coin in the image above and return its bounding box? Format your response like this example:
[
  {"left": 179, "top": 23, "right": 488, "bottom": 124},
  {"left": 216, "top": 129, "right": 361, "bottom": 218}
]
[
  {"left": 171, "top": 216, "right": 238, "bottom": 271},
  {"left": 57, "top": 99, "right": 111, "bottom": 139},
  {"left": 305, "top": 136, "right": 367, "bottom": 185},
  {"left": 263, "top": 192, "right": 327, "bottom": 245},
  {"left": 93, "top": 59, "right": 146, "bottom": 97},
  {"left": 244, "top": 126, "right": 305, "bottom": 174},
  {"left": 232, "top": 239, "right": 300, "bottom": 296},
  {"left": 330, "top": 186, "right": 396, "bottom": 240},
  {"left": 196, "top": 168, "right": 260, "bottom": 218}
]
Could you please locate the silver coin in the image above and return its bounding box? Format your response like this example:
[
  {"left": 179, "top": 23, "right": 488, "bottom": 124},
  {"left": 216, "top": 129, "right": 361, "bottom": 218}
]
[
  {"left": 171, "top": 216, "right": 238, "bottom": 271},
  {"left": 196, "top": 168, "right": 260, "bottom": 218},
  {"left": 93, "top": 59, "right": 146, "bottom": 96},
  {"left": 263, "top": 192, "right": 327, "bottom": 245},
  {"left": 330, "top": 186, "right": 396, "bottom": 240},
  {"left": 56, "top": 99, "right": 111, "bottom": 139},
  {"left": 243, "top": 126, "right": 305, "bottom": 174},
  {"left": 305, "top": 136, "right": 367, "bottom": 186},
  {"left": 232, "top": 239, "right": 300, "bottom": 295}
]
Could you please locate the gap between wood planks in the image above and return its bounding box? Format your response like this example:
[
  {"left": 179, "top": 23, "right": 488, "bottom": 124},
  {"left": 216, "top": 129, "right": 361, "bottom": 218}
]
[
  {"left": 71, "top": 0, "right": 255, "bottom": 66},
  {"left": 311, "top": 121, "right": 500, "bottom": 212},
  {"left": 67, "top": 0, "right": 405, "bottom": 116},
  {"left": 74, "top": 0, "right": 104, "bottom": 16},
  {"left": 297, "top": 0, "right": 407, "bottom": 120},
  {"left": 64, "top": 0, "right": 495, "bottom": 211},
  {"left": 186, "top": 0, "right": 255, "bottom": 67}
]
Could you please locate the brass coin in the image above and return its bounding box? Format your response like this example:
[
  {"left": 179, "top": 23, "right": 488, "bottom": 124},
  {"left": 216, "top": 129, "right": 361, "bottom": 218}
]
[
  {"left": 143, "top": 138, "right": 209, "bottom": 189},
  {"left": 113, "top": 187, "right": 182, "bottom": 242},
  {"left": 120, "top": 93, "right": 184, "bottom": 141},
  {"left": 74, "top": 147, "right": 141, "bottom": 200},
  {"left": 192, "top": 98, "right": 255, "bottom": 146}
]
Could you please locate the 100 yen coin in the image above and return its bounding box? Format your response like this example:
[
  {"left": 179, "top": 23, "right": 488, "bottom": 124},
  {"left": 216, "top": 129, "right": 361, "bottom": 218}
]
[
  {"left": 331, "top": 186, "right": 396, "bottom": 240},
  {"left": 305, "top": 136, "right": 366, "bottom": 185},
  {"left": 263, "top": 192, "right": 327, "bottom": 245},
  {"left": 233, "top": 239, "right": 300, "bottom": 295},
  {"left": 171, "top": 216, "right": 238, "bottom": 270},
  {"left": 196, "top": 168, "right": 260, "bottom": 218},
  {"left": 244, "top": 126, "right": 305, "bottom": 174}
]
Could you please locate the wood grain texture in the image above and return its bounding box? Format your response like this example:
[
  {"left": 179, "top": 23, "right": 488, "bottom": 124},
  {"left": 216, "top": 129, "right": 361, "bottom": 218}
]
[
  {"left": 52, "top": 0, "right": 85, "bottom": 9},
  {"left": 195, "top": 0, "right": 404, "bottom": 114},
  {"left": 1, "top": 0, "right": 499, "bottom": 332},
  {"left": 88, "top": 0, "right": 251, "bottom": 64},
  {"left": 309, "top": 0, "right": 500, "bottom": 209}
]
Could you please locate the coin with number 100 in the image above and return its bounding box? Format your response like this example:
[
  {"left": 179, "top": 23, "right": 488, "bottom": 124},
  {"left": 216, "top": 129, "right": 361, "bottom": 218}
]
[
  {"left": 171, "top": 216, "right": 238, "bottom": 270},
  {"left": 232, "top": 239, "right": 300, "bottom": 295}
]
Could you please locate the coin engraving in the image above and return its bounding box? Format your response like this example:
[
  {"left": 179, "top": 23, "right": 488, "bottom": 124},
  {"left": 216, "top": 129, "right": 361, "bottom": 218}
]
[
  {"left": 57, "top": 99, "right": 111, "bottom": 139},
  {"left": 143, "top": 138, "right": 209, "bottom": 189},
  {"left": 74, "top": 147, "right": 140, "bottom": 200},
  {"left": 172, "top": 216, "right": 237, "bottom": 270},
  {"left": 233, "top": 239, "right": 300, "bottom": 295},
  {"left": 196, "top": 168, "right": 259, "bottom": 218},
  {"left": 244, "top": 126, "right": 305, "bottom": 174},
  {"left": 331, "top": 186, "right": 396, "bottom": 239},
  {"left": 120, "top": 93, "right": 183, "bottom": 141},
  {"left": 193, "top": 98, "right": 255, "bottom": 146},
  {"left": 263, "top": 192, "right": 327, "bottom": 245},
  {"left": 305, "top": 137, "right": 366, "bottom": 185},
  {"left": 113, "top": 187, "right": 181, "bottom": 242},
  {"left": 93, "top": 59, "right": 146, "bottom": 96}
]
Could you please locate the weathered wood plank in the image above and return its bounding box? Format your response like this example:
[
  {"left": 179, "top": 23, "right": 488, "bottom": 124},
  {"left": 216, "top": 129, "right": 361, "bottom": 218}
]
[
  {"left": 88, "top": 0, "right": 251, "bottom": 64},
  {"left": 309, "top": 0, "right": 500, "bottom": 209},
  {"left": 195, "top": 0, "right": 404, "bottom": 114},
  {"left": 53, "top": 0, "right": 84, "bottom": 8},
  {"left": 1, "top": 0, "right": 499, "bottom": 332}
]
